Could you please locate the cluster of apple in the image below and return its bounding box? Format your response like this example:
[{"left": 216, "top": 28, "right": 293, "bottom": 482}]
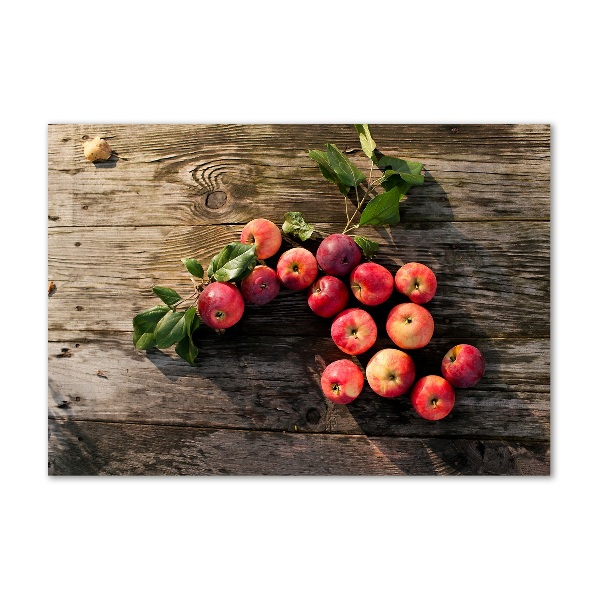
[{"left": 197, "top": 218, "right": 485, "bottom": 421}]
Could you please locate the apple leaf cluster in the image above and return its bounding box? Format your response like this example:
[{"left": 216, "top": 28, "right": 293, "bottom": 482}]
[
  {"left": 308, "top": 124, "right": 425, "bottom": 231},
  {"left": 281, "top": 212, "right": 314, "bottom": 241},
  {"left": 132, "top": 242, "right": 257, "bottom": 365},
  {"left": 207, "top": 242, "right": 257, "bottom": 282}
]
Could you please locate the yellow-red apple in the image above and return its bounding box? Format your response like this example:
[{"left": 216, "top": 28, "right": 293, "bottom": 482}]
[
  {"left": 365, "top": 348, "right": 416, "bottom": 398},
  {"left": 350, "top": 262, "right": 394, "bottom": 306},
  {"left": 410, "top": 375, "right": 455, "bottom": 420},
  {"left": 331, "top": 308, "right": 377, "bottom": 355},
  {"left": 395, "top": 262, "right": 437, "bottom": 304},
  {"left": 276, "top": 247, "right": 318, "bottom": 290},
  {"left": 386, "top": 302, "right": 434, "bottom": 349},
  {"left": 441, "top": 344, "right": 485, "bottom": 388},
  {"left": 240, "top": 218, "right": 282, "bottom": 260},
  {"left": 320, "top": 359, "right": 364, "bottom": 404}
]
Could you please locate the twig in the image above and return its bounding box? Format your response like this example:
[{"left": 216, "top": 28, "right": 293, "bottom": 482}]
[
  {"left": 342, "top": 161, "right": 379, "bottom": 234},
  {"left": 172, "top": 290, "right": 200, "bottom": 308}
]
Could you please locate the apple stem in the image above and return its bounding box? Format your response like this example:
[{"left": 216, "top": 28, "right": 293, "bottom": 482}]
[
  {"left": 172, "top": 290, "right": 201, "bottom": 309},
  {"left": 342, "top": 161, "right": 386, "bottom": 234}
]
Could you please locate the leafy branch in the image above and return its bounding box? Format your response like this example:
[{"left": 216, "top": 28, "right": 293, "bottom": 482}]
[
  {"left": 303, "top": 124, "right": 425, "bottom": 257},
  {"left": 132, "top": 242, "right": 257, "bottom": 365}
]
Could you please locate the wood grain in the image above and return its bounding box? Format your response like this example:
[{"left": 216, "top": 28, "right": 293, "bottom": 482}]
[
  {"left": 48, "top": 332, "right": 549, "bottom": 441},
  {"left": 47, "top": 124, "right": 551, "bottom": 475},
  {"left": 48, "top": 221, "right": 549, "bottom": 338},
  {"left": 48, "top": 419, "right": 550, "bottom": 476},
  {"left": 48, "top": 124, "right": 550, "bottom": 227}
]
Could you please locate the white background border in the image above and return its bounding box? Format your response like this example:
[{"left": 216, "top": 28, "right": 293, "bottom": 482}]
[{"left": 3, "top": 1, "right": 597, "bottom": 597}]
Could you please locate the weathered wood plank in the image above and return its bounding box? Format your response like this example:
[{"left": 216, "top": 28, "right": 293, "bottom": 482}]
[
  {"left": 48, "top": 124, "right": 550, "bottom": 227},
  {"left": 48, "top": 333, "right": 550, "bottom": 441},
  {"left": 47, "top": 221, "right": 550, "bottom": 338},
  {"left": 48, "top": 419, "right": 550, "bottom": 476},
  {"left": 47, "top": 124, "right": 551, "bottom": 476}
]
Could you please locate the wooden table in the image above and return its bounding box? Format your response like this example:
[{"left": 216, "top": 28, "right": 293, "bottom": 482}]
[{"left": 48, "top": 124, "right": 550, "bottom": 475}]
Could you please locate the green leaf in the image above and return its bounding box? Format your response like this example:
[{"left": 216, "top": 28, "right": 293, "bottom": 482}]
[
  {"left": 381, "top": 171, "right": 424, "bottom": 190},
  {"left": 152, "top": 286, "right": 182, "bottom": 307},
  {"left": 381, "top": 176, "right": 412, "bottom": 196},
  {"left": 281, "top": 211, "right": 315, "bottom": 241},
  {"left": 133, "top": 332, "right": 157, "bottom": 350},
  {"left": 326, "top": 143, "right": 366, "bottom": 188},
  {"left": 353, "top": 236, "right": 380, "bottom": 259},
  {"left": 354, "top": 124, "right": 377, "bottom": 161},
  {"left": 132, "top": 305, "right": 170, "bottom": 349},
  {"left": 155, "top": 310, "right": 186, "bottom": 349},
  {"left": 181, "top": 258, "right": 204, "bottom": 278},
  {"left": 398, "top": 172, "right": 424, "bottom": 185},
  {"left": 183, "top": 305, "right": 201, "bottom": 337},
  {"left": 359, "top": 186, "right": 402, "bottom": 227},
  {"left": 207, "top": 242, "right": 257, "bottom": 283},
  {"left": 174, "top": 306, "right": 201, "bottom": 365},
  {"left": 377, "top": 156, "right": 424, "bottom": 188},
  {"left": 133, "top": 305, "right": 170, "bottom": 331},
  {"left": 175, "top": 335, "right": 199, "bottom": 366},
  {"left": 308, "top": 150, "right": 350, "bottom": 196}
]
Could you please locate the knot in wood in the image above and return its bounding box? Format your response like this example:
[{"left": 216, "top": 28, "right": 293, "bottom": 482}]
[{"left": 205, "top": 191, "right": 227, "bottom": 209}]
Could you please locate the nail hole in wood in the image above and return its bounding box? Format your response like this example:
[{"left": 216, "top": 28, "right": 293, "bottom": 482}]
[{"left": 306, "top": 408, "right": 321, "bottom": 424}]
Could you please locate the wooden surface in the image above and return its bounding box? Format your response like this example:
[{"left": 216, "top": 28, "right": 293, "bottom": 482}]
[{"left": 48, "top": 124, "right": 550, "bottom": 475}]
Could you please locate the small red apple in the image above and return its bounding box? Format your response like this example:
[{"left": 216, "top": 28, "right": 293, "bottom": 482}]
[
  {"left": 308, "top": 275, "right": 349, "bottom": 318},
  {"left": 441, "top": 344, "right": 485, "bottom": 388},
  {"left": 316, "top": 233, "right": 362, "bottom": 277},
  {"left": 410, "top": 375, "right": 455, "bottom": 420},
  {"left": 198, "top": 282, "right": 245, "bottom": 329},
  {"left": 276, "top": 247, "right": 319, "bottom": 290},
  {"left": 349, "top": 262, "right": 394, "bottom": 306},
  {"left": 365, "top": 348, "right": 416, "bottom": 398},
  {"left": 395, "top": 262, "right": 437, "bottom": 304},
  {"left": 386, "top": 302, "right": 434, "bottom": 350},
  {"left": 320, "top": 359, "right": 364, "bottom": 404},
  {"left": 331, "top": 308, "right": 377, "bottom": 355},
  {"left": 240, "top": 218, "right": 282, "bottom": 260},
  {"left": 240, "top": 265, "right": 281, "bottom": 305}
]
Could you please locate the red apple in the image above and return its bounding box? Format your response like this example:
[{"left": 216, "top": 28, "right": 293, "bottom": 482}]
[
  {"left": 320, "top": 359, "right": 364, "bottom": 404},
  {"left": 441, "top": 344, "right": 486, "bottom": 388},
  {"left": 316, "top": 233, "right": 362, "bottom": 277},
  {"left": 308, "top": 275, "right": 349, "bottom": 318},
  {"left": 276, "top": 247, "right": 318, "bottom": 290},
  {"left": 350, "top": 262, "right": 394, "bottom": 306},
  {"left": 394, "top": 262, "right": 437, "bottom": 304},
  {"left": 331, "top": 308, "right": 377, "bottom": 355},
  {"left": 386, "top": 302, "right": 434, "bottom": 350},
  {"left": 198, "top": 282, "right": 245, "bottom": 329},
  {"left": 410, "top": 375, "right": 455, "bottom": 420},
  {"left": 240, "top": 265, "right": 280, "bottom": 305},
  {"left": 365, "top": 348, "right": 416, "bottom": 398},
  {"left": 240, "top": 218, "right": 282, "bottom": 260}
]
